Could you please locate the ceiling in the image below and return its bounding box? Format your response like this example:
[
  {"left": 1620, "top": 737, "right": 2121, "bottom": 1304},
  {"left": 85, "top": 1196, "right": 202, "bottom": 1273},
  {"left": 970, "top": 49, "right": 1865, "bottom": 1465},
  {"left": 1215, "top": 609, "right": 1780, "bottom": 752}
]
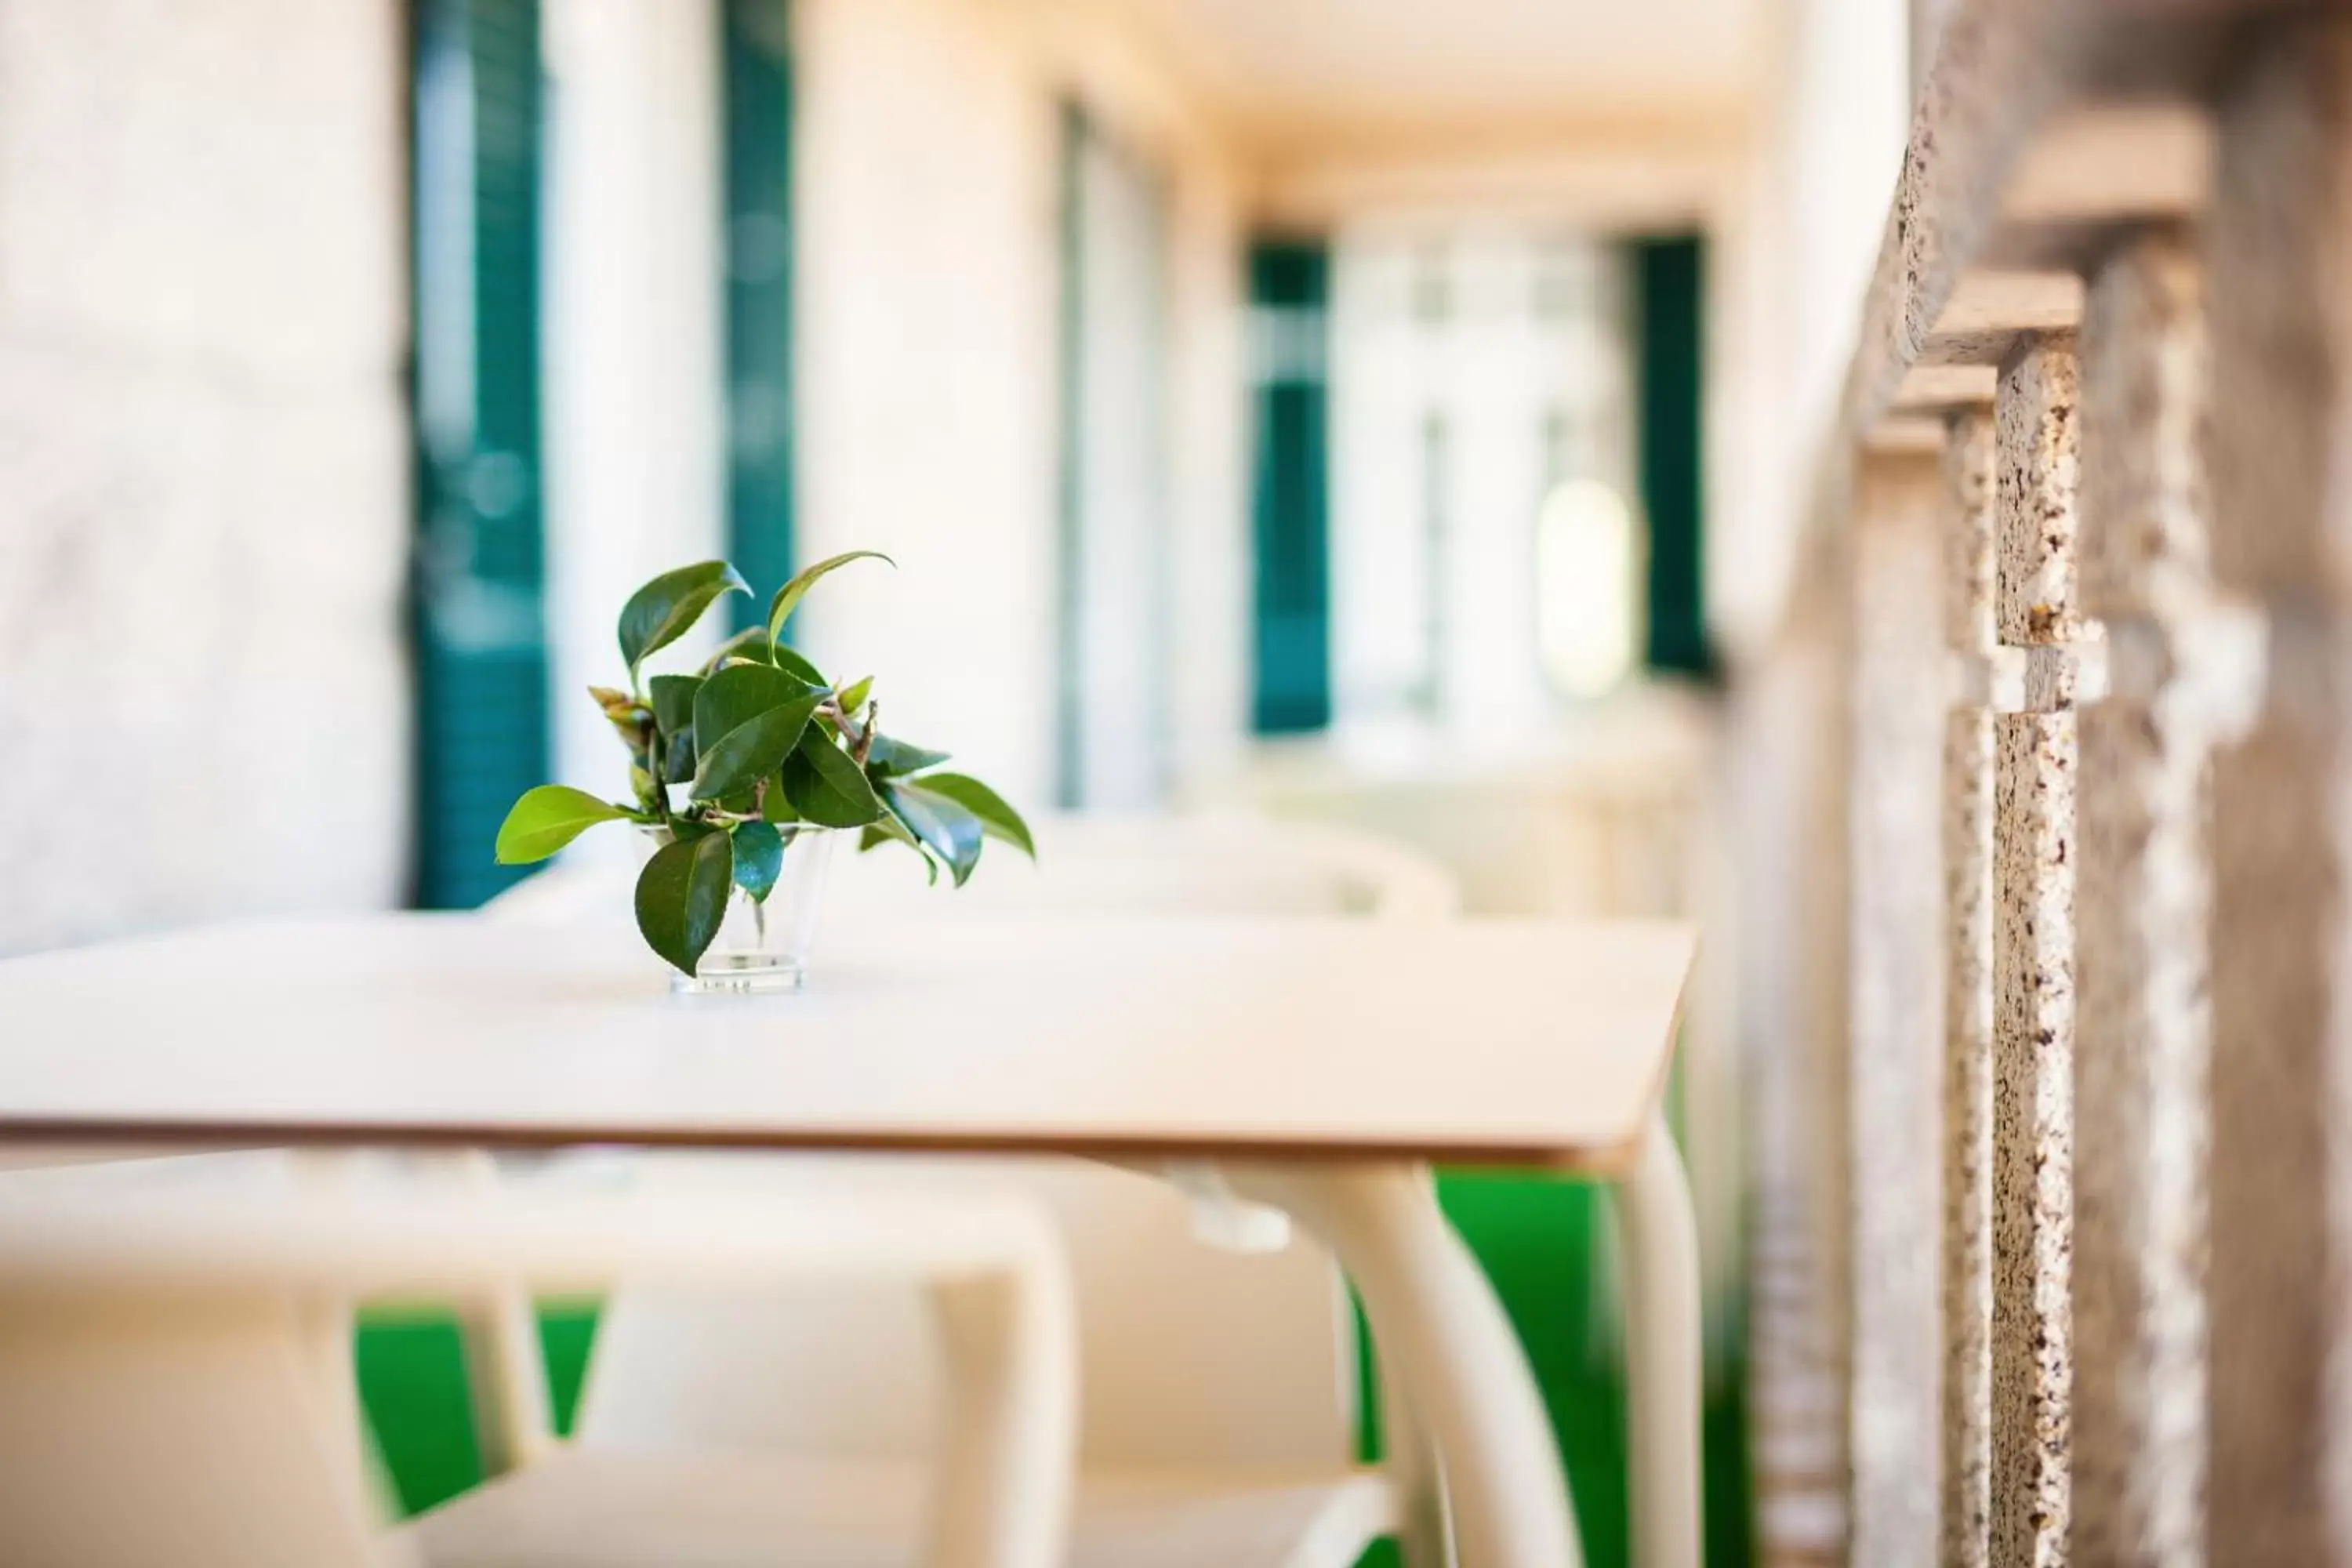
[{"left": 1098, "top": 0, "right": 1761, "bottom": 153}]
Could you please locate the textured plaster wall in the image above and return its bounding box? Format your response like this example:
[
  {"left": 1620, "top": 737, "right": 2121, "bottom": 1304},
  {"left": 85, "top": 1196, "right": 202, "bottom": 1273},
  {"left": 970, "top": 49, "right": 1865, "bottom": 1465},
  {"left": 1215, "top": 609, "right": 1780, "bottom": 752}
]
[
  {"left": 791, "top": 0, "right": 1247, "bottom": 811},
  {"left": 0, "top": 0, "right": 412, "bottom": 952}
]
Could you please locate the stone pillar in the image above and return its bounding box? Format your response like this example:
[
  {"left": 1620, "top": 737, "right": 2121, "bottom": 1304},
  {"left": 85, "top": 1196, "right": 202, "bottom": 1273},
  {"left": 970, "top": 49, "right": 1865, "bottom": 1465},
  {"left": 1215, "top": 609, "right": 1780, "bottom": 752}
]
[
  {"left": 2073, "top": 230, "right": 2216, "bottom": 1568},
  {"left": 1991, "top": 335, "right": 2081, "bottom": 1568},
  {"left": 1943, "top": 408, "right": 1998, "bottom": 1568},
  {"left": 2204, "top": 18, "right": 2352, "bottom": 1561},
  {"left": 1846, "top": 448, "right": 1946, "bottom": 1566}
]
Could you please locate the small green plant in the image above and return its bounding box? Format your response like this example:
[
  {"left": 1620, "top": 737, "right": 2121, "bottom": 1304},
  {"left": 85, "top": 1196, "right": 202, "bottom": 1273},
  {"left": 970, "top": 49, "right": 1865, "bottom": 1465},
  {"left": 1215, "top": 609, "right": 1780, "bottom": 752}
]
[{"left": 493, "top": 552, "right": 1034, "bottom": 977}]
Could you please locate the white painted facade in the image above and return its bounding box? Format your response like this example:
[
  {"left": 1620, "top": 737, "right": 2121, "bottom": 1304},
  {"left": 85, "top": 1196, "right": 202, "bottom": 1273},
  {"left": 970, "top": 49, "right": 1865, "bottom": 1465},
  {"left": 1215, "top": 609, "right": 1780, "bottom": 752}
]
[{"left": 0, "top": 0, "right": 411, "bottom": 953}]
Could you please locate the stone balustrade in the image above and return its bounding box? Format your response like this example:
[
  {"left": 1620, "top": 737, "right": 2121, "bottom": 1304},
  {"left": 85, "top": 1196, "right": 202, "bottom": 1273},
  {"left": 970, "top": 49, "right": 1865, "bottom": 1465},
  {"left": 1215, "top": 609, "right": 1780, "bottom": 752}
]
[{"left": 1749, "top": 2, "right": 2351, "bottom": 1562}]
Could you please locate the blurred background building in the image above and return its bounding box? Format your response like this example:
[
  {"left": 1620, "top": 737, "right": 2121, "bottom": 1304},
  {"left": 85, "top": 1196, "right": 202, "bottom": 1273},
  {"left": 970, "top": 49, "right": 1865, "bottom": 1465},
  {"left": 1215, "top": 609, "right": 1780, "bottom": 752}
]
[{"left": 0, "top": 0, "right": 1939, "bottom": 1561}]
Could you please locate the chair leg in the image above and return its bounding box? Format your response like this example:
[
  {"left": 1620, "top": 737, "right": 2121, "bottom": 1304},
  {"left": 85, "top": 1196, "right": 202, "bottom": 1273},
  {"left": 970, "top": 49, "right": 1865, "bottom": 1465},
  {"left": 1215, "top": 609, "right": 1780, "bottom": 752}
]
[
  {"left": 1610, "top": 1112, "right": 1703, "bottom": 1568},
  {"left": 437, "top": 1150, "right": 557, "bottom": 1475},
  {"left": 922, "top": 1245, "right": 1079, "bottom": 1568}
]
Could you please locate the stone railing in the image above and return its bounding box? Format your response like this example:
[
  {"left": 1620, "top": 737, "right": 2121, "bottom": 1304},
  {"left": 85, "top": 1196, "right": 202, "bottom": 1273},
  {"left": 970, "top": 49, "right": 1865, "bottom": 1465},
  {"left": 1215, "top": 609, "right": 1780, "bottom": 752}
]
[{"left": 1742, "top": 1, "right": 2352, "bottom": 1561}]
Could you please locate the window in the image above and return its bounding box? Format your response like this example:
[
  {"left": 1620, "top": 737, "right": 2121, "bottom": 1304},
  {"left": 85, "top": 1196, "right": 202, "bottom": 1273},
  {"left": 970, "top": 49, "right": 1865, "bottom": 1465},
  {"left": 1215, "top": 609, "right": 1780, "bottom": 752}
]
[
  {"left": 1536, "top": 477, "right": 1641, "bottom": 697},
  {"left": 1415, "top": 411, "right": 1450, "bottom": 713},
  {"left": 1329, "top": 225, "right": 1654, "bottom": 728}
]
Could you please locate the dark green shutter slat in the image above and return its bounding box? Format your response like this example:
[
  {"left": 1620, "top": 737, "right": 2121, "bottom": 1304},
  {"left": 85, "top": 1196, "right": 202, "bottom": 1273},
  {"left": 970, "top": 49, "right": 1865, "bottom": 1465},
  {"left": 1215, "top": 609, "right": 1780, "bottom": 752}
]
[
  {"left": 1248, "top": 240, "right": 1331, "bottom": 735},
  {"left": 410, "top": 0, "right": 549, "bottom": 910},
  {"left": 723, "top": 0, "right": 796, "bottom": 620},
  {"left": 1634, "top": 234, "right": 1711, "bottom": 678}
]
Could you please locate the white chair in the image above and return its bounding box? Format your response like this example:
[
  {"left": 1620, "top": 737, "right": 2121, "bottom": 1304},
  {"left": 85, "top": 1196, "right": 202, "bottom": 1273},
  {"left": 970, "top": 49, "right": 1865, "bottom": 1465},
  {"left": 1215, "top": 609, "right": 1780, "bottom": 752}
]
[
  {"left": 487, "top": 809, "right": 1462, "bottom": 927},
  {"left": 0, "top": 1150, "right": 1076, "bottom": 1568},
  {"left": 452, "top": 812, "right": 1463, "bottom": 1568}
]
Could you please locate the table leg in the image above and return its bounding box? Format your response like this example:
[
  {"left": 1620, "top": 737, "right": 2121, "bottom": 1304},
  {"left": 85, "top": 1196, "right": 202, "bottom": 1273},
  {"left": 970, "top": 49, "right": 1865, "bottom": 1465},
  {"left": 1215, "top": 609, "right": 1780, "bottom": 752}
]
[
  {"left": 1222, "top": 1162, "right": 1584, "bottom": 1568},
  {"left": 1610, "top": 1112, "right": 1702, "bottom": 1568}
]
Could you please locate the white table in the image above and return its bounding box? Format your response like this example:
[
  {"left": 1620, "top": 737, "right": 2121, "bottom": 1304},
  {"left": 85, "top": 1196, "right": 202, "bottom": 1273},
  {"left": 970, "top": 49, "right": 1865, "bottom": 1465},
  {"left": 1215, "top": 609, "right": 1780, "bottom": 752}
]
[{"left": 0, "top": 912, "right": 1700, "bottom": 1568}]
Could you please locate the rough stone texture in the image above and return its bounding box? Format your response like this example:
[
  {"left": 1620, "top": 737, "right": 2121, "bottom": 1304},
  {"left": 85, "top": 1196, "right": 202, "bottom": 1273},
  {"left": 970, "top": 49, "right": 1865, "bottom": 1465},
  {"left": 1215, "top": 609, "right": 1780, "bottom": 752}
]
[
  {"left": 2072, "top": 230, "right": 2212, "bottom": 1568},
  {"left": 1846, "top": 452, "right": 1946, "bottom": 1568},
  {"left": 1992, "top": 335, "right": 2079, "bottom": 1568},
  {"left": 1841, "top": 0, "right": 2270, "bottom": 443},
  {"left": 0, "top": 0, "right": 411, "bottom": 952},
  {"left": 2202, "top": 18, "right": 2352, "bottom": 1563},
  {"left": 1736, "top": 590, "right": 1856, "bottom": 1567},
  {"left": 2077, "top": 239, "right": 2212, "bottom": 627},
  {"left": 1948, "top": 409, "right": 2000, "bottom": 654},
  {"left": 1748, "top": 1189, "right": 1849, "bottom": 1568},
  {"left": 1944, "top": 408, "right": 1998, "bottom": 1568},
  {"left": 1846, "top": 0, "right": 2085, "bottom": 433},
  {"left": 1997, "top": 339, "right": 2083, "bottom": 650},
  {"left": 1794, "top": 527, "right": 1858, "bottom": 1401},
  {"left": 1991, "top": 709, "right": 2078, "bottom": 1568}
]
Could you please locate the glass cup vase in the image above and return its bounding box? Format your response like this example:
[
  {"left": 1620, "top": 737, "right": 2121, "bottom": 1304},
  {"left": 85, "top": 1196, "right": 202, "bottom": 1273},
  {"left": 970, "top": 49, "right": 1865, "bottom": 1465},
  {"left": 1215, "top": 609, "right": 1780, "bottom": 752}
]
[{"left": 644, "top": 824, "right": 840, "bottom": 995}]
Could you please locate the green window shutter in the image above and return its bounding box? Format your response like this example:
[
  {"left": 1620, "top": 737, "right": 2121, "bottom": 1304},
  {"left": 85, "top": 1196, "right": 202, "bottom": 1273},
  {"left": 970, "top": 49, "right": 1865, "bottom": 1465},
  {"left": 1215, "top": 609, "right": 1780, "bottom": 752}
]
[
  {"left": 1248, "top": 241, "right": 1331, "bottom": 734},
  {"left": 1633, "top": 234, "right": 1713, "bottom": 678},
  {"left": 409, "top": 0, "right": 550, "bottom": 909},
  {"left": 722, "top": 0, "right": 796, "bottom": 622}
]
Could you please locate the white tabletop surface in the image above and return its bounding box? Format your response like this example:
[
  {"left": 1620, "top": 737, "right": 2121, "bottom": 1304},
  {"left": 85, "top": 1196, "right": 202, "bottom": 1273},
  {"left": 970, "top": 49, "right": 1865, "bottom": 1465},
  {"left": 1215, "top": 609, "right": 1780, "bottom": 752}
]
[{"left": 0, "top": 913, "right": 1694, "bottom": 1172}]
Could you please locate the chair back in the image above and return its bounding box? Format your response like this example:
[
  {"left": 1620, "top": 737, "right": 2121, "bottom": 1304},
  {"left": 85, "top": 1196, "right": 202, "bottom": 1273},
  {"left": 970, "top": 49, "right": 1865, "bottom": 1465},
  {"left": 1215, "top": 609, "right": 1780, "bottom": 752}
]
[
  {"left": 0, "top": 1290, "right": 401, "bottom": 1568},
  {"left": 0, "top": 1159, "right": 417, "bottom": 1568},
  {"left": 578, "top": 1153, "right": 1359, "bottom": 1472},
  {"left": 828, "top": 811, "right": 1461, "bottom": 923},
  {"left": 485, "top": 811, "right": 1462, "bottom": 927}
]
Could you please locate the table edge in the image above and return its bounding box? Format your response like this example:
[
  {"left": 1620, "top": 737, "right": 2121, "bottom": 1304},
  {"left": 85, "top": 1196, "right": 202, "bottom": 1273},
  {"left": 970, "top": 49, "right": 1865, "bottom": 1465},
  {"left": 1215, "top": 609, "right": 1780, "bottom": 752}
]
[{"left": 0, "top": 1116, "right": 1650, "bottom": 1179}]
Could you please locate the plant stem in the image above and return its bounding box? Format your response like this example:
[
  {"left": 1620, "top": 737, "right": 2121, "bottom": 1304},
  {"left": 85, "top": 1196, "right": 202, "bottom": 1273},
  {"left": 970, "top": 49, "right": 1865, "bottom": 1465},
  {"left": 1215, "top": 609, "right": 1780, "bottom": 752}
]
[{"left": 647, "top": 727, "right": 673, "bottom": 825}]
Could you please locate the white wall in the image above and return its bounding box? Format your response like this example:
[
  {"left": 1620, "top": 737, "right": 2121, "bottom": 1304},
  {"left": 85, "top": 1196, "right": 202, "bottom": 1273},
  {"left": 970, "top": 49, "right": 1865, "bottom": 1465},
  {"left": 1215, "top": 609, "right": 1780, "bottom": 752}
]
[
  {"left": 791, "top": 0, "right": 1247, "bottom": 811},
  {"left": 1708, "top": 0, "right": 1911, "bottom": 655},
  {"left": 0, "top": 0, "right": 409, "bottom": 952},
  {"left": 542, "top": 0, "right": 726, "bottom": 806}
]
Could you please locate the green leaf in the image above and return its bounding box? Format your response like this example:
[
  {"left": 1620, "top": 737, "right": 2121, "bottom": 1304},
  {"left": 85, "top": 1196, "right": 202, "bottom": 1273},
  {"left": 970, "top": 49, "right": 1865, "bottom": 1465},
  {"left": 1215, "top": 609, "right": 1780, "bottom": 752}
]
[
  {"left": 913, "top": 772, "right": 1036, "bottom": 858},
  {"left": 766, "top": 550, "right": 894, "bottom": 646},
  {"left": 701, "top": 627, "right": 772, "bottom": 674},
  {"left": 863, "top": 733, "right": 951, "bottom": 779},
  {"left": 494, "top": 786, "right": 629, "bottom": 865},
  {"left": 862, "top": 805, "right": 940, "bottom": 882},
  {"left": 690, "top": 688, "right": 822, "bottom": 801},
  {"left": 648, "top": 674, "right": 702, "bottom": 738},
  {"left": 701, "top": 629, "right": 827, "bottom": 687},
  {"left": 886, "top": 781, "right": 985, "bottom": 887},
  {"left": 618, "top": 561, "right": 749, "bottom": 677},
  {"left": 730, "top": 821, "right": 785, "bottom": 902},
  {"left": 661, "top": 731, "right": 698, "bottom": 785},
  {"left": 780, "top": 731, "right": 884, "bottom": 827},
  {"left": 836, "top": 675, "right": 873, "bottom": 715},
  {"left": 761, "top": 771, "right": 800, "bottom": 824},
  {"left": 693, "top": 662, "right": 812, "bottom": 739},
  {"left": 771, "top": 645, "right": 826, "bottom": 684},
  {"left": 633, "top": 831, "right": 734, "bottom": 976}
]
